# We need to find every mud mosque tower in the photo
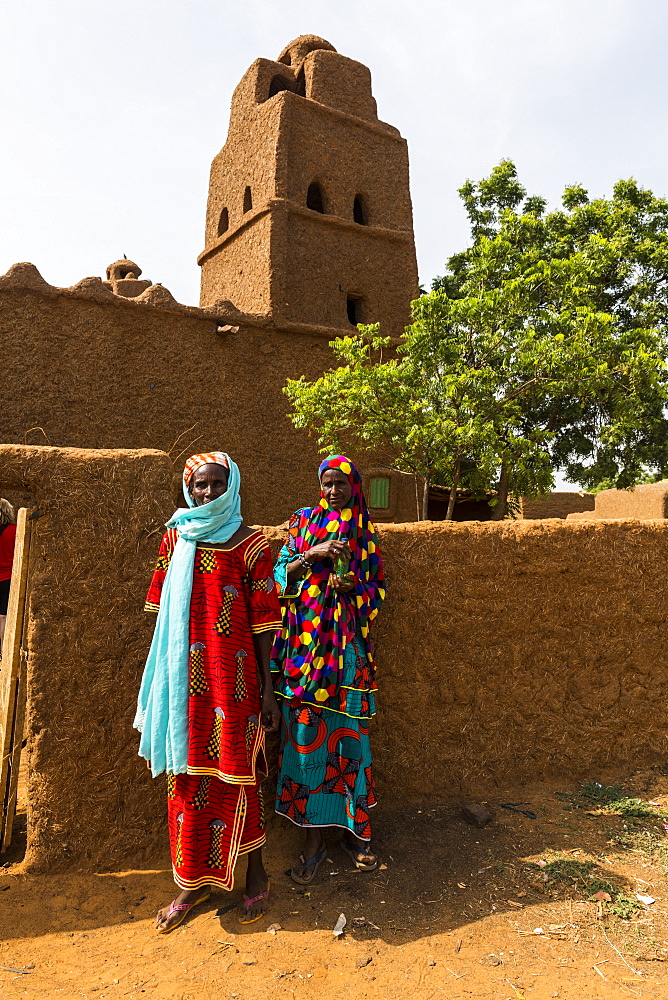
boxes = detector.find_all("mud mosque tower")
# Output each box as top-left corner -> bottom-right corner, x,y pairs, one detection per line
198,35 -> 419,339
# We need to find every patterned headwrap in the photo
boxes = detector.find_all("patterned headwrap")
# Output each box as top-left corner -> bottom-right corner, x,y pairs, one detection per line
184,452 -> 230,487
271,455 -> 385,704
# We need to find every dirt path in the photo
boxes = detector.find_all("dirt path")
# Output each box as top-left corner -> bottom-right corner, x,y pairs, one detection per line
1,768 -> 668,999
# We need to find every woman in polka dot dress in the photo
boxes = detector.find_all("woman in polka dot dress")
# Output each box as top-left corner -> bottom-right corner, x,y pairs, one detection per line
270,456 -> 385,884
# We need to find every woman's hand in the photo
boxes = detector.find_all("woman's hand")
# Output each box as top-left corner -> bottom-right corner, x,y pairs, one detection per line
329,573 -> 356,593
261,690 -> 281,733
306,540 -> 351,563
286,540 -> 351,584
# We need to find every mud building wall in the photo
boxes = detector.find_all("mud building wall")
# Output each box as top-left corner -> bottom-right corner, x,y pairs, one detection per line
0,445 -> 173,873
369,518 -> 668,796
8,444 -> 668,872
521,492 -> 595,519
0,280 -> 369,524
0,275 -> 420,523
567,481 -> 668,520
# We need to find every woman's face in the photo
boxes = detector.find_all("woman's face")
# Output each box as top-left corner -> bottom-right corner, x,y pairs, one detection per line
321,468 -> 353,510
189,463 -> 229,505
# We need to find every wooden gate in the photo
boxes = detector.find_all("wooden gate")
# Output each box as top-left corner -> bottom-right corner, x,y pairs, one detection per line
0,508 -> 32,850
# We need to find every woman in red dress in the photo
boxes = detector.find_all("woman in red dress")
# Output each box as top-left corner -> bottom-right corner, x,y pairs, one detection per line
0,499 -> 17,657
136,453 -> 281,933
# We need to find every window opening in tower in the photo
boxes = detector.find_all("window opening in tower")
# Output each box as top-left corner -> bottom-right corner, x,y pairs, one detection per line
217,208 -> 229,236
268,75 -> 293,99
243,187 -> 253,214
353,196 -> 367,225
306,182 -> 325,214
347,296 -> 363,326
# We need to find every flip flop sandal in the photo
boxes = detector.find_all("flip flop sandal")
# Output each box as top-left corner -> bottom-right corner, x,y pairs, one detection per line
237,881 -> 271,925
340,838 -> 379,872
290,847 -> 327,885
156,892 -> 211,934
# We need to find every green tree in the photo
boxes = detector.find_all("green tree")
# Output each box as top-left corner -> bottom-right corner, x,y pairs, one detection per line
285,162 -> 668,519
283,330 -> 447,520
435,161 -> 668,498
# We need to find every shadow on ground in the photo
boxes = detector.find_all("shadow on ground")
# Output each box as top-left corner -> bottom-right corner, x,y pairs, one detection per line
2,768 -> 666,946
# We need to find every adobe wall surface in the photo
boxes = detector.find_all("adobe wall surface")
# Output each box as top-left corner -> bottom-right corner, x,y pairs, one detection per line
521,491 -> 595,519
567,481 -> 668,520
0,445 -> 173,873
8,447 -> 668,871
199,212 -> 275,315
281,93 -> 412,230
282,202 -> 415,333
0,273 -> 382,524
368,518 -> 668,795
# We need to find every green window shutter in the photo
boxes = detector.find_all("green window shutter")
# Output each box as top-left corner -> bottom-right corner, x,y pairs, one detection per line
369,476 -> 390,509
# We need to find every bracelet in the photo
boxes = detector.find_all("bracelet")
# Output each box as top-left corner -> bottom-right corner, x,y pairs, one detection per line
297,551 -> 311,571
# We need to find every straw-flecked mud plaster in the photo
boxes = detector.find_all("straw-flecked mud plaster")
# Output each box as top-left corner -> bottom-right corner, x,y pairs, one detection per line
4,446 -> 668,872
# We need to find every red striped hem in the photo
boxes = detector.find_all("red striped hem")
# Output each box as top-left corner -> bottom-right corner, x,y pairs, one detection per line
237,833 -> 267,856
173,787 -> 248,892
187,728 -> 266,785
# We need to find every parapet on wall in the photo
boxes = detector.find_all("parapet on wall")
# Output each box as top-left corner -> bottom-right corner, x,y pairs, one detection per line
0,264 -> 418,525
4,443 -> 667,871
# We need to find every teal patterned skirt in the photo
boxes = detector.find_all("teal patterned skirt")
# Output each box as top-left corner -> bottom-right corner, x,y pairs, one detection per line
271,631 -> 377,840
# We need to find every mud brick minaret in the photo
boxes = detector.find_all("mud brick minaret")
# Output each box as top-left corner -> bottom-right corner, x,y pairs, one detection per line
198,35 -> 419,339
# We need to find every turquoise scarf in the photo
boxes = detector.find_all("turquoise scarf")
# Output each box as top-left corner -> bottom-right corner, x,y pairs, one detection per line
134,454 -> 243,777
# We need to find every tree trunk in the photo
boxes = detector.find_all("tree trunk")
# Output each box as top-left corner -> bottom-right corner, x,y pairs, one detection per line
445,454 -> 461,521
414,474 -> 421,521
492,461 -> 510,520
422,475 -> 430,521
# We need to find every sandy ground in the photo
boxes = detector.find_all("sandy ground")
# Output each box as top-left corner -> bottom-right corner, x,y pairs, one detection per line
2,768 -> 668,1000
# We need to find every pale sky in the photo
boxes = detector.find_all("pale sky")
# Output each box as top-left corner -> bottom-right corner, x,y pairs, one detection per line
2,0 -> 667,309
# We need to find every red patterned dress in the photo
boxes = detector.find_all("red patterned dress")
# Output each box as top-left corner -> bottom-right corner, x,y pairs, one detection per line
145,528 -> 281,891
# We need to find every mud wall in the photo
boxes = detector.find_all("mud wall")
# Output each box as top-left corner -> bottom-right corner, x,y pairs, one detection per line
0,278 -> 328,524
0,277 -> 418,524
0,277 -> 326,526
0,445 -> 171,873
7,446 -> 668,871
370,519 -> 668,795
568,481 -> 668,520
521,491 -> 595,519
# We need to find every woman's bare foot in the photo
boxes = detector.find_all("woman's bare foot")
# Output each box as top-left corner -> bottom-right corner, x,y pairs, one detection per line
238,847 -> 270,923
155,887 -> 211,933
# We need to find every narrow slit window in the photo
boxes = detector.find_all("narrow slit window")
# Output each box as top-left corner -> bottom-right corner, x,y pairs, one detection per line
306,182 -> 325,213
217,207 -> 229,236
346,296 -> 360,325
369,476 -> 390,509
243,186 -> 253,213
353,196 -> 366,225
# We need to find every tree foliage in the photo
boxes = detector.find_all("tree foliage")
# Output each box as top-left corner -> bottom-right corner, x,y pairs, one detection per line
435,160 -> 668,501
285,161 -> 668,519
